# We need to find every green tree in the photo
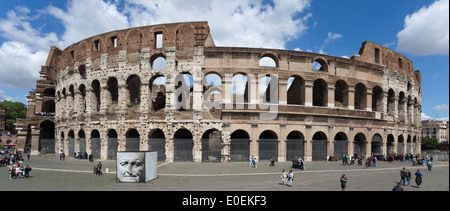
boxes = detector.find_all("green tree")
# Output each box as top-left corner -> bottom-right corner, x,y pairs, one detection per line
421,137 -> 439,150
0,100 -> 27,132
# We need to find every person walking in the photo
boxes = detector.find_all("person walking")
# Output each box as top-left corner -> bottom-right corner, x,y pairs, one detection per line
280,169 -> 287,185
405,169 -> 411,186
340,174 -> 347,191
415,169 -> 423,188
24,165 -> 32,178
287,170 -> 294,187
399,167 -> 406,185
96,161 -> 102,176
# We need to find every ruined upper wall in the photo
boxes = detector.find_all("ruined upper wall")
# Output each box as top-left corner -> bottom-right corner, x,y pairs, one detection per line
48,21 -> 214,72
354,41 -> 420,84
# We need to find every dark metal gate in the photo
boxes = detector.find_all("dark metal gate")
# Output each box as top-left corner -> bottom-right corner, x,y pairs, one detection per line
40,139 -> 55,154
69,138 -> 75,157
79,138 -> 86,154
174,139 -> 193,161
286,139 -> 304,160
230,139 -> 250,161
107,138 -> 118,160
126,138 -> 140,151
334,140 -> 348,157
148,138 -> 166,161
202,138 -> 222,162
371,135 -> 383,155
92,138 -> 101,159
312,139 -> 327,160
258,139 -> 278,161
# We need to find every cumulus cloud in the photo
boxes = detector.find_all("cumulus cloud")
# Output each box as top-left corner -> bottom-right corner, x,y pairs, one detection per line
0,0 -> 312,92
432,104 -> 449,111
396,0 -> 449,56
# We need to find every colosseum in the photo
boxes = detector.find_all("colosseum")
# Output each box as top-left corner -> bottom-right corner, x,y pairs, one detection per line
15,21 -> 422,162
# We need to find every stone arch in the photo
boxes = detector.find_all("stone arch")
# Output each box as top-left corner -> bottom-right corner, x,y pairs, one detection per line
125,129 -> 140,151
334,132 -> 348,157
313,78 -> 328,107
148,129 -> 166,161
354,83 -> 367,110
91,80 -> 101,112
335,80 -> 349,108
371,133 -> 383,156
312,131 -> 328,160
150,53 -> 167,70
230,129 -> 251,161
127,75 -> 141,105
201,128 -> 222,162
372,86 -> 383,111
91,129 -> 101,159
39,120 -> 55,154
287,75 -> 305,105
173,128 -> 193,161
353,133 -> 367,158
107,129 -> 118,160
258,130 -> 278,161
312,56 -> 328,71
150,74 -> 166,111
107,77 -> 119,103
286,130 -> 305,160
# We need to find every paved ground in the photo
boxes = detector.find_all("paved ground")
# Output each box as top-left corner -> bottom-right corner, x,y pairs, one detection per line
1,155 -> 448,191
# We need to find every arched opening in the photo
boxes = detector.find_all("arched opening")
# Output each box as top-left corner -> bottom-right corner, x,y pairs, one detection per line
387,89 -> 395,115
372,86 -> 383,112
107,77 -> 119,103
151,56 -> 167,70
78,130 -> 86,155
259,55 -> 277,67
371,134 -> 383,156
148,129 -> 166,161
259,74 -> 278,103
313,78 -> 328,107
39,120 -> 55,154
398,92 -> 406,122
125,129 -> 140,151
286,131 -> 305,160
354,83 -> 367,110
353,133 -> 367,158
150,75 -> 166,111
231,73 -> 250,103
91,80 -> 101,112
287,75 -> 305,105
313,58 -> 328,71
107,129 -> 118,160
78,84 -> 86,113
203,73 -> 222,109
201,129 -> 222,162
312,131 -> 327,160
334,132 -> 348,158
230,130 -> 250,161
258,130 -> 278,161
91,130 -> 101,159
175,73 -> 193,111
173,128 -> 193,161
42,100 -> 55,113
127,75 -> 141,105
334,80 -> 348,108
397,135 -> 405,154
68,130 -> 75,157
387,134 -> 395,155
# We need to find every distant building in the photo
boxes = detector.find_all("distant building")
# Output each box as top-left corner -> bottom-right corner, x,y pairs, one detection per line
421,120 -> 449,143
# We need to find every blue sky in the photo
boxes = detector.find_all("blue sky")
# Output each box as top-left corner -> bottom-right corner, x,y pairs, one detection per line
0,0 -> 448,120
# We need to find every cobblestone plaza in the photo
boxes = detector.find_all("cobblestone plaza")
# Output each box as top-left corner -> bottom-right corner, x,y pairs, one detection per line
1,155 -> 448,191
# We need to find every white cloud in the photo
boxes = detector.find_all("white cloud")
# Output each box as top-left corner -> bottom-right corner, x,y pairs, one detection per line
396,0 -> 449,56
318,32 -> 343,55
0,0 -> 312,93
123,0 -> 312,49
0,41 -> 45,90
432,104 -> 449,111
421,112 -> 433,120
45,0 -> 129,48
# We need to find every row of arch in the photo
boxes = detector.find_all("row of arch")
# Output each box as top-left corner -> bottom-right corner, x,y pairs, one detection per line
57,71 -> 420,118
57,127 -> 419,162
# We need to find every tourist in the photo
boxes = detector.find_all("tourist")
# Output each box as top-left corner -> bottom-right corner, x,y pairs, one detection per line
427,160 -> 433,171
399,167 -> 406,185
340,174 -> 347,191
287,170 -> 294,187
405,169 -> 411,186
392,182 -> 404,191
270,156 -> 275,166
415,169 -> 423,188
96,161 -> 102,176
280,169 -> 287,185
24,165 -> 32,178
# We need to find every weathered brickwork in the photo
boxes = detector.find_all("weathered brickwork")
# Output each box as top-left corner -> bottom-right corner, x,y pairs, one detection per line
16,22 -> 422,162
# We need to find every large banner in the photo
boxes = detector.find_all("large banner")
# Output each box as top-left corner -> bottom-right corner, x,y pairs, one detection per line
116,151 -> 158,183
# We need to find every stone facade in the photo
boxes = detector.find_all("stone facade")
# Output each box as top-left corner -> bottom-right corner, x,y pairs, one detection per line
16,21 -> 422,162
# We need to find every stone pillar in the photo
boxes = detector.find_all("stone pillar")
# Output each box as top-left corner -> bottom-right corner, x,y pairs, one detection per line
304,81 -> 313,106
347,86 -> 355,110
279,81 -> 288,105
365,91 -> 373,111
327,85 -> 335,108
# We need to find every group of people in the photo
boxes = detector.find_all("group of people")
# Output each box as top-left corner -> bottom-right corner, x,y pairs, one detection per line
280,169 -> 294,187
394,167 -> 424,191
9,163 -> 32,179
